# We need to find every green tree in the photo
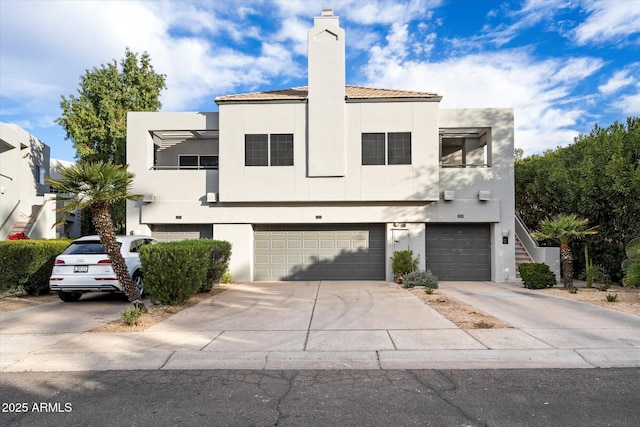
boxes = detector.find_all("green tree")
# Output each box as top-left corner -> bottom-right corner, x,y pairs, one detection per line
46,162 -> 146,309
532,214 -> 598,286
622,239 -> 640,288
56,49 -> 166,233
516,117 -> 640,282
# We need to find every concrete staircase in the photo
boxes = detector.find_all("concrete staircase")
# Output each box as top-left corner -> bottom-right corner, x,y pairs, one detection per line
515,234 -> 533,278
8,213 -> 31,236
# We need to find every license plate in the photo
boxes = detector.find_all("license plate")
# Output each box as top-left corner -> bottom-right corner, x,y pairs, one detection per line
74,265 -> 89,273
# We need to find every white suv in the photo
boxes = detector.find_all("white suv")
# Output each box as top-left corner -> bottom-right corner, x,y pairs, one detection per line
49,235 -> 157,302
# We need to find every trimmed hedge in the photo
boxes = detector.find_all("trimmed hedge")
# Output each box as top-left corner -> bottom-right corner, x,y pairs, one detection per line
139,239 -> 232,304
518,263 -> 556,289
0,239 -> 72,295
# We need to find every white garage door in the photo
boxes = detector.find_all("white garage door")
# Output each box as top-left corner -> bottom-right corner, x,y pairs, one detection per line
254,224 -> 385,281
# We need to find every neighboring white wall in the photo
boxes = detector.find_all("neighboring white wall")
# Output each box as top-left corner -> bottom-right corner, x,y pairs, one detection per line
0,123 -> 51,240
28,194 -> 57,240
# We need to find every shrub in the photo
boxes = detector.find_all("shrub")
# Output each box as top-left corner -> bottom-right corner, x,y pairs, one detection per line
402,270 -> 439,289
622,239 -> 640,288
201,240 -> 232,292
424,287 -> 434,295
220,269 -> 232,284
121,306 -> 144,325
518,263 -> 556,289
139,242 -> 209,304
567,285 -> 578,294
167,239 -> 232,292
586,264 -> 611,287
606,293 -> 618,302
0,239 -> 71,295
391,250 -> 419,278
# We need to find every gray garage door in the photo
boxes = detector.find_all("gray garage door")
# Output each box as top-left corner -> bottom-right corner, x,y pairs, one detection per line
151,224 -> 213,242
425,224 -> 491,281
254,224 -> 385,281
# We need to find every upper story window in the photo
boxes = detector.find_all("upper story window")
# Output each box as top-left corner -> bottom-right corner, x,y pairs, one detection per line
178,154 -> 219,170
362,132 -> 411,165
440,128 -> 491,168
245,134 -> 293,166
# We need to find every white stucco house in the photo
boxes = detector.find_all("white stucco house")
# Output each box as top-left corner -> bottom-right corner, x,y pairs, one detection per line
0,123 -> 81,240
127,9 -> 542,283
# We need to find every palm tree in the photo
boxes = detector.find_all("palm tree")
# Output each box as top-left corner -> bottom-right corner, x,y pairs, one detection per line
532,214 -> 598,286
47,161 -> 145,309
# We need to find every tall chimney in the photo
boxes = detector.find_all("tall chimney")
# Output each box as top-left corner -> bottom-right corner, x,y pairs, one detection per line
307,9 -> 346,177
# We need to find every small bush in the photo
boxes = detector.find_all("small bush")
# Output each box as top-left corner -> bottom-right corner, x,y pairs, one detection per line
598,283 -> 611,291
220,269 -> 232,284
518,263 -> 556,289
0,239 -> 71,295
586,264 -> 611,287
391,250 -> 419,278
121,306 -> 144,325
622,239 -> 640,288
168,239 -> 232,292
606,293 -> 618,302
402,270 -> 439,289
139,242 -> 209,305
424,287 -> 434,295
567,285 -> 578,294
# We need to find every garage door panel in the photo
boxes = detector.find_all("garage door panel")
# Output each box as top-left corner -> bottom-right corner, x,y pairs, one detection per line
426,224 -> 491,281
254,224 -> 385,280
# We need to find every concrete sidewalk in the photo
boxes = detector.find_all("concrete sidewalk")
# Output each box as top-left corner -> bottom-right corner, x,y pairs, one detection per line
1,281 -> 639,371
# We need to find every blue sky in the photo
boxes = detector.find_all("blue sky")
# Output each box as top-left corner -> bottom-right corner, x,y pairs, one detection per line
1,0 -> 639,162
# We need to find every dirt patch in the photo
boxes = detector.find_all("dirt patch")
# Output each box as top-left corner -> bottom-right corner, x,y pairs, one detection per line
0,292 -> 59,312
408,287 -> 511,329
538,285 -> 640,316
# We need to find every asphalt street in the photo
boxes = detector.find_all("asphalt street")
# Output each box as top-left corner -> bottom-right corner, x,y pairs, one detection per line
2,368 -> 639,427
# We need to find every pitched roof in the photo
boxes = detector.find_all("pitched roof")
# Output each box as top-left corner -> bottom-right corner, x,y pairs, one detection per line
215,85 -> 441,104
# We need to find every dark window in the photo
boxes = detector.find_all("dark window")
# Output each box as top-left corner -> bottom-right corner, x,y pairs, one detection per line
245,134 -> 268,166
245,134 -> 293,166
179,155 -> 198,169
362,132 -> 411,165
388,132 -> 411,165
362,133 -> 385,165
270,134 -> 294,166
200,155 -> 219,170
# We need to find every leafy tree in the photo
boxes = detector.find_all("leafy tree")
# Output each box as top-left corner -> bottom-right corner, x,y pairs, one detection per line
622,239 -> 640,288
56,49 -> 166,233
46,162 -> 146,309
516,117 -> 640,282
531,214 -> 598,286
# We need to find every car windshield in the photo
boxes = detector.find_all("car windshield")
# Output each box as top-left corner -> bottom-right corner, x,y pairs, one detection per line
62,241 -> 121,255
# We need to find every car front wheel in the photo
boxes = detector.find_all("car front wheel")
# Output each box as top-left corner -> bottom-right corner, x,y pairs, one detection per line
133,272 -> 144,298
58,291 -> 82,302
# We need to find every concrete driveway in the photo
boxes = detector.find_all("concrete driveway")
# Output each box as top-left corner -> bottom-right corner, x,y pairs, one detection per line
1,281 -> 639,371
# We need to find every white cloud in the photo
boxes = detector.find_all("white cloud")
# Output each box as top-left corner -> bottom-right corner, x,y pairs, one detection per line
572,0 -> 640,45
599,70 -> 635,94
613,89 -> 640,115
362,48 -> 604,155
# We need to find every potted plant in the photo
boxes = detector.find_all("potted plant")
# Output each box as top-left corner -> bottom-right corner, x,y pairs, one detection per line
391,250 -> 419,283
